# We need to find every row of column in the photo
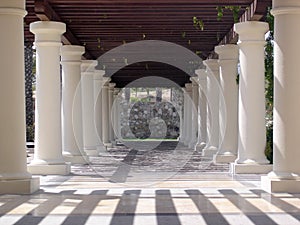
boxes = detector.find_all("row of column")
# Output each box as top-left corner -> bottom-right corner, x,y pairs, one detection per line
25,21 -> 121,175
182,21 -> 273,174
1,0 -> 300,194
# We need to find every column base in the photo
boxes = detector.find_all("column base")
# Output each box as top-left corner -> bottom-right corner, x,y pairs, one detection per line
85,149 -> 99,156
97,145 -> 107,153
188,141 -> 197,149
261,176 -> 300,193
0,177 -> 40,194
213,154 -> 237,164
104,142 -> 112,148
230,163 -> 273,174
28,163 -> 71,175
63,154 -> 89,164
202,146 -> 218,157
195,142 -> 206,151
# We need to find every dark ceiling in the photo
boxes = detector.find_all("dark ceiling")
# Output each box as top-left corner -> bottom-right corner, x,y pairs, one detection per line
24,0 -> 271,87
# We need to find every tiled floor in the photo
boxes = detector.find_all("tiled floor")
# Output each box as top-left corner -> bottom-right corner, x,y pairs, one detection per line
1,142 -> 299,225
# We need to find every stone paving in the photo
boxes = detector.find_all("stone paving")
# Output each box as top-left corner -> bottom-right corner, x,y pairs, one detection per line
3,141 -> 298,225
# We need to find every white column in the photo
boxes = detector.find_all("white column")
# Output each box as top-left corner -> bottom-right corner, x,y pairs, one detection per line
262,0 -> 300,193
179,88 -> 186,143
202,59 -> 220,157
184,83 -> 193,146
0,1 -> 39,194
61,45 -> 89,164
102,80 -> 111,147
195,69 -> 208,151
113,88 -> 121,142
213,44 -> 239,163
28,21 -> 70,175
189,78 -> 199,148
231,21 -> 272,174
108,83 -> 116,144
94,71 -> 108,151
81,60 -> 98,156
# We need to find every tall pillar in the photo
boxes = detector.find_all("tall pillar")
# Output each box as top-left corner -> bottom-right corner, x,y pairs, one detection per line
81,60 -> 98,156
113,88 -> 121,142
61,45 -> 89,164
195,69 -> 207,151
28,21 -> 70,175
213,44 -> 239,163
179,88 -> 188,144
262,0 -> 300,193
108,83 -> 116,144
0,1 -> 39,194
102,80 -> 112,147
184,83 -> 193,146
230,21 -> 272,174
94,71 -> 108,151
202,59 -> 220,157
189,78 -> 199,148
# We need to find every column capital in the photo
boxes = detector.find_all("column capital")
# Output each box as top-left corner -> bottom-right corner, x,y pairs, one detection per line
195,69 -> 207,80
114,88 -> 120,95
109,83 -> 116,89
190,77 -> 199,85
185,83 -> 193,92
30,21 -> 66,44
234,21 -> 268,42
81,60 -> 97,73
204,59 -> 219,74
94,69 -> 105,80
215,44 -> 239,61
272,0 -> 300,16
60,45 -> 85,63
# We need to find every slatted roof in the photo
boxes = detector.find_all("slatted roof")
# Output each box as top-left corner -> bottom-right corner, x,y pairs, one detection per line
24,0 -> 271,87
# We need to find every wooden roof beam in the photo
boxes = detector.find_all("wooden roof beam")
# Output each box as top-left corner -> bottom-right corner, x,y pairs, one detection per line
34,0 -> 94,59
212,0 -> 271,55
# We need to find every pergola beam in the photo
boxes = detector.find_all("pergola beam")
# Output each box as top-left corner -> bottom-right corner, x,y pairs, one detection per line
34,0 -> 94,59
218,0 -> 271,46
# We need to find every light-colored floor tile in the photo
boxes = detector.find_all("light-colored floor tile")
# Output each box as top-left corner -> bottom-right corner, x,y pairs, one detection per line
0,215 -> 24,225
135,197 -> 156,214
223,214 -> 256,225
179,214 -> 207,225
85,215 -> 112,225
92,199 -> 120,214
134,215 -> 158,225
7,202 -> 40,215
246,198 -> 284,213
266,213 -> 300,225
209,198 -> 241,213
281,198 -> 300,209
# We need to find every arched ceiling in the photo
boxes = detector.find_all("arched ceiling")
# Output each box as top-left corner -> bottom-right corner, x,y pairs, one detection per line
24,0 -> 271,87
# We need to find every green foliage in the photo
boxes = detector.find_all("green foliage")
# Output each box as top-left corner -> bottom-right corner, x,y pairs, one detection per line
193,16 -> 204,31
216,6 -> 223,21
224,6 -> 241,23
265,7 -> 274,163
26,124 -> 35,142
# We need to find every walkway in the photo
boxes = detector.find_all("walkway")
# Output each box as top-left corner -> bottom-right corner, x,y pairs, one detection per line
1,142 -> 299,225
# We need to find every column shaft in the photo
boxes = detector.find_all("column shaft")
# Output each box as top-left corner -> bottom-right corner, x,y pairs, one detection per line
195,69 -> 207,150
81,60 -> 98,156
184,83 -> 193,146
213,44 -> 239,163
202,59 -> 220,157
0,1 -> 39,194
94,72 -> 108,151
102,81 -> 111,146
61,45 -> 88,164
108,83 -> 116,144
28,21 -> 70,175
